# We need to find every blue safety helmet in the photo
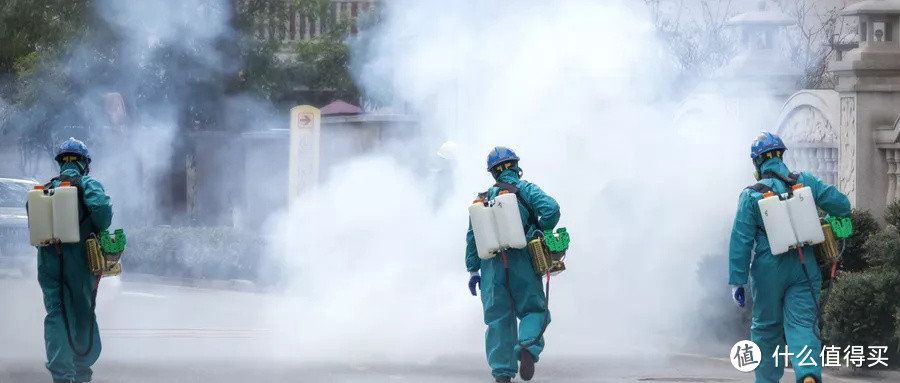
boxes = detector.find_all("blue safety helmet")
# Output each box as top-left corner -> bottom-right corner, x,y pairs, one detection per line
55,137 -> 91,164
486,146 -> 520,171
750,131 -> 786,166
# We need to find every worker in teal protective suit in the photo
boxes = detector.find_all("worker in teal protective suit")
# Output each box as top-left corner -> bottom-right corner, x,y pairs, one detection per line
729,132 -> 850,383
466,146 -> 560,383
36,138 -> 113,383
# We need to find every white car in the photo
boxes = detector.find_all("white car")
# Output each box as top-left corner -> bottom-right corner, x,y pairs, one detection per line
0,177 -> 39,271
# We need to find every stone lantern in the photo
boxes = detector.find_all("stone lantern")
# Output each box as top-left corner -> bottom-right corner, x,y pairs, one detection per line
720,1 -> 800,96
712,1 -> 800,134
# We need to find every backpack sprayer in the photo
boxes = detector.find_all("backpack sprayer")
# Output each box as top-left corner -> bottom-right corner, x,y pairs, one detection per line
469,183 -> 570,350
528,228 -> 569,276
809,216 -> 852,340
86,229 -> 127,277
27,177 -> 127,356
754,175 -> 852,341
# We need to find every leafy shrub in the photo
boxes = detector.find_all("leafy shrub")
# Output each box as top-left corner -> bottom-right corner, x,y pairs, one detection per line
823,271 -> 900,348
839,209 -> 880,273
122,226 -> 283,285
884,199 -> 900,229
863,228 -> 900,273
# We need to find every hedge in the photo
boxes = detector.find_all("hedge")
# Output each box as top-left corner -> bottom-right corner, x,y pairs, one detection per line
863,228 -> 900,271
824,218 -> 900,359
839,209 -> 880,273
823,271 -> 900,350
122,226 -> 283,286
884,199 -> 900,229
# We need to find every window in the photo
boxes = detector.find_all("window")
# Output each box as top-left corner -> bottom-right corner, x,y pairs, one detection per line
874,22 -> 886,42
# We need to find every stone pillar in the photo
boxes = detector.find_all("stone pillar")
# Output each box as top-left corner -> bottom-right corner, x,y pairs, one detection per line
830,1 -> 900,214
186,153 -> 197,221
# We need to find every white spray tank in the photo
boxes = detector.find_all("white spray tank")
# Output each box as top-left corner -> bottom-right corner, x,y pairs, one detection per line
51,182 -> 81,243
787,184 -> 825,246
469,198 -> 501,259
758,183 -> 826,255
758,191 -> 797,255
27,186 -> 54,246
493,191 -> 527,249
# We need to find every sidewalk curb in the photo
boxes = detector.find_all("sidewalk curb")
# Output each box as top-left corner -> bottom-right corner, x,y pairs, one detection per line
675,353 -> 900,382
823,367 -> 900,381
120,273 -> 261,293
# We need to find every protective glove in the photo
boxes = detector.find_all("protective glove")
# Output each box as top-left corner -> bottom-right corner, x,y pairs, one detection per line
732,285 -> 745,308
468,271 -> 481,296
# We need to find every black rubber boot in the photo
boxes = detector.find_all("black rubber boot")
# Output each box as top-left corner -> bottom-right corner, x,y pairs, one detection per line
494,376 -> 512,383
519,350 -> 535,381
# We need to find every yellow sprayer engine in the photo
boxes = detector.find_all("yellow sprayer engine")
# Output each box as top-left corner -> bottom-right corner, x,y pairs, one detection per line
85,229 -> 126,277
528,228 -> 569,276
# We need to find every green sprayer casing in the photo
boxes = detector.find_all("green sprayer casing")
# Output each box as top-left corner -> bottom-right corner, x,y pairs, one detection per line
100,229 -> 126,253
543,228 -> 570,252
826,216 -> 853,239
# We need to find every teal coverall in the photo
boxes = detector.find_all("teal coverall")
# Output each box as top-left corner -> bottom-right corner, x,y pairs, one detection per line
466,169 -> 561,379
729,158 -> 850,383
36,162 -> 113,383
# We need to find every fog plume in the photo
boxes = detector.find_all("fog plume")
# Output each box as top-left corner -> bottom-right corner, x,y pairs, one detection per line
263,0 -> 770,362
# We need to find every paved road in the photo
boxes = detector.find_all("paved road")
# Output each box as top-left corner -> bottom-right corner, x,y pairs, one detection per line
0,276 -> 888,383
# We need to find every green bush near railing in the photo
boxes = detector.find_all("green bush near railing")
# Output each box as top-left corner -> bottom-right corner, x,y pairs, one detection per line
824,206 -> 900,362
121,226 -> 284,286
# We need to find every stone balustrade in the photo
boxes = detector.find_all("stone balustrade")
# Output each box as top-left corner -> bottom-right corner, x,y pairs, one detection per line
783,146 -> 839,186
266,0 -> 375,43
884,148 -> 900,205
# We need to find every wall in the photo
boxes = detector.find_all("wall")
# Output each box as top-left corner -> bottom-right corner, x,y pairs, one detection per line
241,114 -> 419,231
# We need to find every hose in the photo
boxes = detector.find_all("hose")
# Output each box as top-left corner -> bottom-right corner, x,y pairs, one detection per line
797,241 -> 844,342
499,249 -> 551,351
54,241 -> 100,357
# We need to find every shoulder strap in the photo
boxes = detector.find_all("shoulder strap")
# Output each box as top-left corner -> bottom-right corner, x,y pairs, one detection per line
747,171 -> 802,197
746,183 -> 774,194
494,181 -> 541,231
745,171 -> 803,235
761,171 -> 800,186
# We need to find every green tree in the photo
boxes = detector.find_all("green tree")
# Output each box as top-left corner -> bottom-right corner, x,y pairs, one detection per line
0,0 -> 94,75
232,0 -> 378,107
293,18 -> 359,103
0,0 -> 96,137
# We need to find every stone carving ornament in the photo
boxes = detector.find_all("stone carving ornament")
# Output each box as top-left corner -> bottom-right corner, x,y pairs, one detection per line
839,97 -> 857,202
778,105 -> 839,145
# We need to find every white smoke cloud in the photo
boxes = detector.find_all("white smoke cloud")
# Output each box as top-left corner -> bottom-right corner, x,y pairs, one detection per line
264,0 -> 766,363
